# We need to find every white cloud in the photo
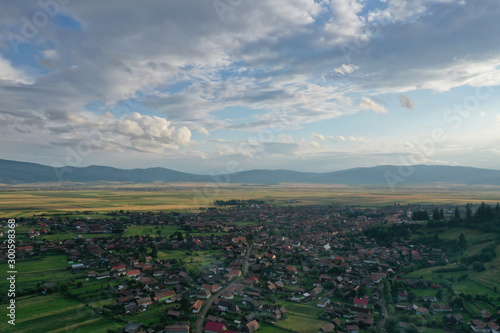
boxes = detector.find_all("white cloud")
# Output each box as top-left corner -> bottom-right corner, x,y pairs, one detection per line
0,55 -> 32,84
360,97 -> 388,114
311,133 -> 326,141
197,127 -> 210,136
334,64 -> 359,75
310,140 -> 321,148
338,135 -> 347,141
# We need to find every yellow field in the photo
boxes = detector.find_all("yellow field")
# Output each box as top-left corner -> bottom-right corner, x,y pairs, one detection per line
1,183 -> 500,217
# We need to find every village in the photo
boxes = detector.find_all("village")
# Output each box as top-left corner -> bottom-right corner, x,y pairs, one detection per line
1,202 -> 499,333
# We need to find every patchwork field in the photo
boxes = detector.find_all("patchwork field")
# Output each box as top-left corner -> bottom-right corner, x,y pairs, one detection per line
2,184 -> 500,218
0,255 -> 77,291
0,294 -> 124,333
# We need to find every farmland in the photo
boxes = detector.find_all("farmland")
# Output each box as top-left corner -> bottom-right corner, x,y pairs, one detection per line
1,185 -> 500,332
0,294 -> 124,333
2,183 -> 500,218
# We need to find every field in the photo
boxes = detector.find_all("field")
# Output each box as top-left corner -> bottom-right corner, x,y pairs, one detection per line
405,226 -> 500,298
0,294 -> 124,333
0,255 -> 77,291
2,184 -> 500,217
274,301 -> 330,332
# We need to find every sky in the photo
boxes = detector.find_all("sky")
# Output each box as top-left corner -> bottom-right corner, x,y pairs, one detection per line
1,0 -> 500,174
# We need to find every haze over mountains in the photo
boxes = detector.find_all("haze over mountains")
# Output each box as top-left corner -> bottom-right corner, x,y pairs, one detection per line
1,158 -> 500,186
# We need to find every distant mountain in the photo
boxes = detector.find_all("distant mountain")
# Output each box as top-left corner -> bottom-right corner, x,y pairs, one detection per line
1,158 -> 500,186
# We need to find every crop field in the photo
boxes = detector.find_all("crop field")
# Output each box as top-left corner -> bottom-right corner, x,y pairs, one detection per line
275,301 -> 330,332
0,255 -> 78,291
2,184 -> 500,217
0,294 -> 124,333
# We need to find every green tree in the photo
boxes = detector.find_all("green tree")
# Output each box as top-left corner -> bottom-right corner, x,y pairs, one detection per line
408,290 -> 417,304
385,319 -> 399,333
458,233 -> 467,250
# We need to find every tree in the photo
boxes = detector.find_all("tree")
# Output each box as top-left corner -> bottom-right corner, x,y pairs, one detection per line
385,318 -> 399,333
466,203 -> 472,220
458,233 -> 467,250
454,206 -> 460,220
433,208 -> 440,221
407,324 -> 419,333
151,245 -> 158,259
408,290 -> 417,304
180,295 -> 190,311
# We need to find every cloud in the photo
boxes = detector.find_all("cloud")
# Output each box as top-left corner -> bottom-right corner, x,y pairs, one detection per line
360,97 -> 388,114
0,55 -> 32,84
334,64 -> 359,75
337,135 -> 347,141
397,95 -> 414,109
197,127 -> 210,136
311,133 -> 326,142
310,140 -> 321,148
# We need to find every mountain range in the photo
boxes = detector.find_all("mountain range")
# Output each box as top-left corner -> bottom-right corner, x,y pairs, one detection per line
1,158 -> 500,186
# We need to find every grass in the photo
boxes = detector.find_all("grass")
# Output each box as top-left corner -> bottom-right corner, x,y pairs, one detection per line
275,313 -> 330,333
405,227 -> 500,298
260,323 -> 293,333
0,255 -> 78,291
273,301 -> 330,333
0,294 -> 124,333
123,225 -> 179,237
156,249 -> 224,272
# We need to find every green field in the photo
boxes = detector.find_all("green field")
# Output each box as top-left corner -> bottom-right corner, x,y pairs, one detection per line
272,300 -> 330,333
405,227 -> 500,297
0,255 -> 78,291
0,294 -> 124,332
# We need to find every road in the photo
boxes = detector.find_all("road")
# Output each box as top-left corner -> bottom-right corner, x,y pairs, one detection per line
194,243 -> 253,333
377,283 -> 388,331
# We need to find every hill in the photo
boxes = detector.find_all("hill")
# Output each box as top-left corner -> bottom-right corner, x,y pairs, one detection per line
1,158 -> 500,186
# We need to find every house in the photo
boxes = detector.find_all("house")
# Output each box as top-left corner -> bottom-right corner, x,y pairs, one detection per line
124,302 -> 138,314
96,272 -> 110,279
205,321 -> 226,333
398,290 -> 409,302
353,298 -> 368,308
471,319 -> 489,333
431,304 -> 452,313
317,299 -> 331,308
198,289 -> 212,299
127,269 -> 141,278
167,309 -> 181,319
190,300 -> 204,314
137,296 -> 153,307
218,300 -> 232,312
164,322 -> 190,333
319,323 -> 335,333
156,289 -> 176,302
487,321 -> 500,333
245,320 -> 260,333
346,325 -> 360,333
443,314 -> 463,326
123,323 -> 143,333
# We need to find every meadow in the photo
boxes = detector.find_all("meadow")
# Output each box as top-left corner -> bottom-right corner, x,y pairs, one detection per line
405,226 -> 500,302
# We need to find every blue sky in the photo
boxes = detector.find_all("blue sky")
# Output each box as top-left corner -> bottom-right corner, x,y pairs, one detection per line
1,0 -> 500,173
